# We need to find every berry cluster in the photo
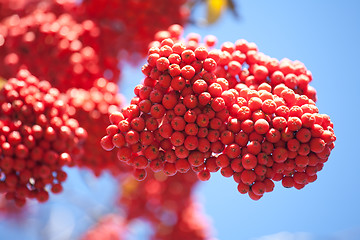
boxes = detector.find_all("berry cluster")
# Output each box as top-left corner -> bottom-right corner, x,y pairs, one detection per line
78,0 -> 189,58
0,69 -> 86,206
118,171 -> 213,240
0,4 -> 120,92
66,78 -> 129,177
101,24 -> 336,200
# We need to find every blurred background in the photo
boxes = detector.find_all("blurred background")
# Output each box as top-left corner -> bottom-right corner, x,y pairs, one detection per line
0,0 -> 359,240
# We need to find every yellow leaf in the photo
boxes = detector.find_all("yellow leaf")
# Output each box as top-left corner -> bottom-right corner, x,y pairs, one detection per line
206,0 -> 227,24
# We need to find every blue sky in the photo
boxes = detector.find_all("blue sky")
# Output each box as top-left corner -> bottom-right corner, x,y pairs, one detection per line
1,1 -> 360,240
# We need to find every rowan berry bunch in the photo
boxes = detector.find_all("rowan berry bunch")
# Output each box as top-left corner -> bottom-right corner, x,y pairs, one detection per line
0,69 -> 87,206
0,5 -> 120,92
78,0 -> 189,58
101,24 -> 336,200
66,77 -> 129,177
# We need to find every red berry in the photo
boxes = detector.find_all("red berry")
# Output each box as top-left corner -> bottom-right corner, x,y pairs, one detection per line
133,169 -> 147,181
272,147 -> 288,163
254,119 -> 270,135
197,169 -> 211,181
101,135 -> 115,151
242,153 -> 257,170
251,181 -> 266,195
241,170 -> 256,185
163,162 -> 177,176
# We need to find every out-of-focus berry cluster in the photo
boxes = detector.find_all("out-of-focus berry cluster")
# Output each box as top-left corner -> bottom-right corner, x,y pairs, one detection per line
125,172 -> 213,240
81,171 -> 214,240
0,0 -> 77,20
66,78 -> 130,177
0,69 -> 86,206
78,0 -> 189,58
0,6 -> 120,91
